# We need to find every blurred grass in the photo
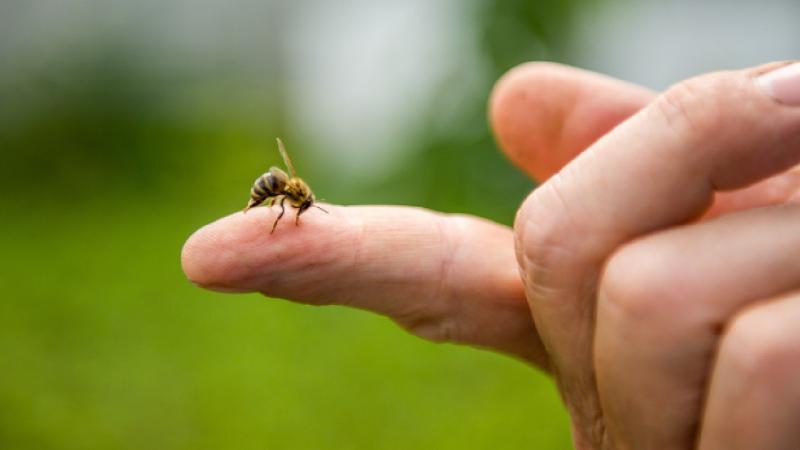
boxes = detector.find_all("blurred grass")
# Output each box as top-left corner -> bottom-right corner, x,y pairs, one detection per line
0,0 -> 597,448
0,197 -> 571,449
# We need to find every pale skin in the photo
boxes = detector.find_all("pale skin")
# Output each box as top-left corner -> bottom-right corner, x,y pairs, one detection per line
182,61 -> 800,449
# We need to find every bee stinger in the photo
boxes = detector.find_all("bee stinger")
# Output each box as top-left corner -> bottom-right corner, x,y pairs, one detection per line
243,138 -> 328,233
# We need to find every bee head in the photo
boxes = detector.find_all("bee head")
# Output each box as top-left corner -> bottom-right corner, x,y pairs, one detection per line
300,196 -> 314,212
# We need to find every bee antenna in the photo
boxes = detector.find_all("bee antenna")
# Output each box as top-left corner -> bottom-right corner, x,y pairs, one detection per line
314,204 -> 329,214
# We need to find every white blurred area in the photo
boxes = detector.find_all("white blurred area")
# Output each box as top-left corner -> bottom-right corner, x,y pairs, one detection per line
283,0 -> 484,180
2,0 -> 798,177
571,0 -> 800,90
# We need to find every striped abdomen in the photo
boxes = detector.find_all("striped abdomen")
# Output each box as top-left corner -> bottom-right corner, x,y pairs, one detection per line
245,167 -> 288,211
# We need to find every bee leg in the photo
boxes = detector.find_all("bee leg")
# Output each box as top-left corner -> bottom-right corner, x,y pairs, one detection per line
243,198 -> 258,213
271,196 -> 286,234
266,197 -> 276,206
295,204 -> 312,226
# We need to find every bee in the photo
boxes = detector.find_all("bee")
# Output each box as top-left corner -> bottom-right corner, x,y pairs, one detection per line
244,138 -> 328,233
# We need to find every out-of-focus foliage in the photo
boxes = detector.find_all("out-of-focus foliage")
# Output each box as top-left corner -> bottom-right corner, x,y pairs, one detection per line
0,1 -> 594,449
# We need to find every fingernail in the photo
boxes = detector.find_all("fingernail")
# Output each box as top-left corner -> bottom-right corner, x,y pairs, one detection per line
757,62 -> 800,105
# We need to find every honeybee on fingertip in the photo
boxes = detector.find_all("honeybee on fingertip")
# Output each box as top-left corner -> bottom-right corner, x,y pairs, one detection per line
244,138 -> 328,233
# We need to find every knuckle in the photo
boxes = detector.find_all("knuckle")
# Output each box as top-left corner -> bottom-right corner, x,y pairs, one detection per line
652,77 -> 714,136
393,216 -> 462,345
515,176 -> 580,288
722,308 -> 800,383
650,72 -> 749,142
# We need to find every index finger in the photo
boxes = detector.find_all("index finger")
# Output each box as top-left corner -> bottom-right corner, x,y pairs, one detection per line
182,204 -> 547,366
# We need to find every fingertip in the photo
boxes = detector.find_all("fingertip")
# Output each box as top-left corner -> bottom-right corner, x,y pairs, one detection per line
490,62 -> 573,181
490,62 -> 654,182
181,204 -> 346,293
181,225 -> 206,284
180,209 -> 277,291
181,217 -> 236,290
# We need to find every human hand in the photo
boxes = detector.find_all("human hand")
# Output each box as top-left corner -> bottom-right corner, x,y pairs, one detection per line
492,61 -> 800,449
182,61 -> 800,449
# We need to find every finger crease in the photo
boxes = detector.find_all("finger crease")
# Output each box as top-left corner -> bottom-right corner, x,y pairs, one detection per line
430,215 -> 461,341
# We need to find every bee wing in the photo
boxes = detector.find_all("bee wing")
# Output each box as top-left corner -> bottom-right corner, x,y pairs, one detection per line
276,137 -> 297,178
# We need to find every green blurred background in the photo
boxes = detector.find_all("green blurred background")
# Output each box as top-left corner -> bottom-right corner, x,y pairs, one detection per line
1,0 -> 797,448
